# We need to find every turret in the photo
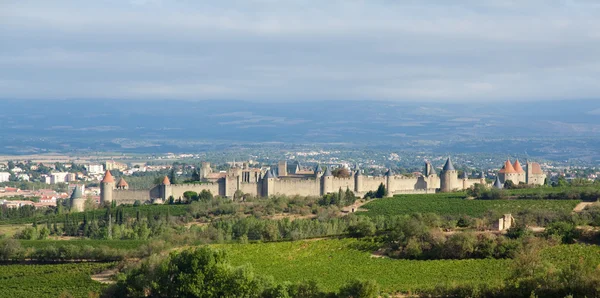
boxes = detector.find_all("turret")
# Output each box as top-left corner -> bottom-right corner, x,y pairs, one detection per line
116,177 -> 129,190
493,175 -> 503,189
161,175 -> 172,201
314,164 -> 323,178
321,166 -> 333,195
263,169 -> 275,197
354,168 -> 363,193
479,171 -> 486,184
385,169 -> 394,193
100,170 -> 115,205
278,160 -> 287,177
70,185 -> 85,212
424,161 -> 436,176
440,157 -> 458,192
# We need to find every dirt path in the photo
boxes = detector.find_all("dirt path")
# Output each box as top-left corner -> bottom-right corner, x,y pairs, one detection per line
91,268 -> 119,284
341,199 -> 370,214
573,202 -> 595,212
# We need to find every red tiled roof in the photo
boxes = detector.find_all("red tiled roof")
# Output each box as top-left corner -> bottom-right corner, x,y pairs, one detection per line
530,162 -> 544,175
117,178 -> 128,187
162,176 -> 171,185
513,160 -> 525,173
101,170 -> 115,183
499,160 -> 516,174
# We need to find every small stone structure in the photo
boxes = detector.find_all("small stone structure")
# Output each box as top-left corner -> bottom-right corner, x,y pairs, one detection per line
494,214 -> 514,231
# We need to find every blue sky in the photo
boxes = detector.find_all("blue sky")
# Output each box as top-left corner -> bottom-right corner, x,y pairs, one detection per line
1,0 -> 600,102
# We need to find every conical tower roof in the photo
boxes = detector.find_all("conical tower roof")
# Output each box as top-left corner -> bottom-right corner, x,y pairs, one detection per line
493,176 -> 503,189
265,169 -> 274,179
385,169 -> 393,176
501,160 -> 516,174
314,164 -> 322,173
461,172 -> 468,179
101,170 -> 115,183
480,171 -> 486,179
70,185 -> 83,199
442,158 -> 455,171
513,160 -> 525,173
117,177 -> 129,188
323,166 -> 333,177
162,176 -> 171,185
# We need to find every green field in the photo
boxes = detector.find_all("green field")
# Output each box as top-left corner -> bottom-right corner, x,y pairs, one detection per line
0,262 -> 114,298
19,239 -> 148,250
214,239 -> 600,294
359,195 -> 580,217
214,238 -> 511,293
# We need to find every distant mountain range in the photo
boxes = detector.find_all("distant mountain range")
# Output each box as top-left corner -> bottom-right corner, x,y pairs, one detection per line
0,99 -> 598,160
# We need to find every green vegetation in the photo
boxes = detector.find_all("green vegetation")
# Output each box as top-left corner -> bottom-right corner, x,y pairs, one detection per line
360,194 -> 579,218
0,262 -> 114,298
19,239 -> 148,250
214,238 -> 512,293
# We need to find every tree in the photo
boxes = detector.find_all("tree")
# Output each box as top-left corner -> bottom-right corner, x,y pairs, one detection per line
338,279 -> 380,298
183,191 -> 198,202
332,167 -> 351,178
198,190 -> 213,201
375,183 -> 387,198
111,247 -> 273,297
191,169 -> 200,181
169,169 -> 177,185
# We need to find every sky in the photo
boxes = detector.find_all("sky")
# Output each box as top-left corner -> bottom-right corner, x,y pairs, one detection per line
1,0 -> 600,102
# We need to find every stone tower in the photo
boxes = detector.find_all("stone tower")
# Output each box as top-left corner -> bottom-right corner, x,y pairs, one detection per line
314,164 -> 323,178
278,160 -> 287,177
116,177 -> 129,190
70,185 -> 86,212
321,166 -> 333,195
479,171 -> 486,185
263,169 -> 275,197
200,162 -> 212,179
440,157 -> 458,192
424,161 -> 436,177
100,170 -> 115,205
354,167 -> 363,193
160,176 -> 172,201
385,169 -> 394,193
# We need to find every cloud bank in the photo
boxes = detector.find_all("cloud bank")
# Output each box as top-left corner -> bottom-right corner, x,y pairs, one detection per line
1,0 -> 600,101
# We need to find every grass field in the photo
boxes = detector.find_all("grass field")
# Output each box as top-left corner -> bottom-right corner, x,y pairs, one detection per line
359,195 -> 580,217
0,262 -> 114,298
214,238 -> 600,294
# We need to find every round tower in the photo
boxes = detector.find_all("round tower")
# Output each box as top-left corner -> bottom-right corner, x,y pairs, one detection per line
160,175 -> 172,201
263,169 -> 275,197
354,169 -> 363,193
385,169 -> 394,194
100,170 -> 115,205
70,185 -> 86,212
321,166 -> 333,195
440,157 -> 458,192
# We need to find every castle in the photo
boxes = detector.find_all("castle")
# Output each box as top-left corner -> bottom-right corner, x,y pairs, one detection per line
87,158 -> 546,210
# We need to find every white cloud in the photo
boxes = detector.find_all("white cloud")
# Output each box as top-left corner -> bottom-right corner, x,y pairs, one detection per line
1,0 -> 600,101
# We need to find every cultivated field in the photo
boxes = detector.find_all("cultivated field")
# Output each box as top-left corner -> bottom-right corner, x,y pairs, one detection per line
359,194 -> 580,217
0,262 -> 114,298
215,238 -> 600,294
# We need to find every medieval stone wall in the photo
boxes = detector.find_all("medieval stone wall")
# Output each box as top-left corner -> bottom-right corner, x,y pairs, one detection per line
331,177 -> 355,192
113,190 -> 153,204
272,178 -> 321,197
